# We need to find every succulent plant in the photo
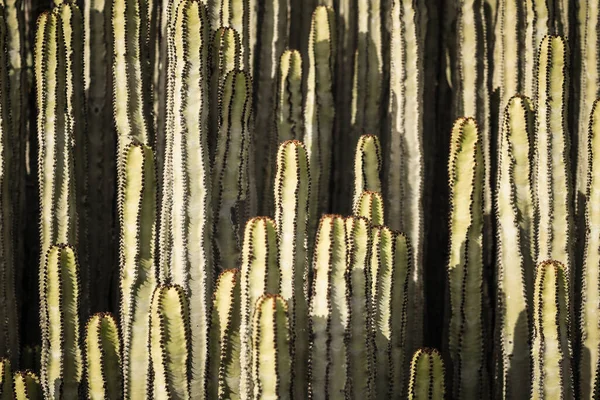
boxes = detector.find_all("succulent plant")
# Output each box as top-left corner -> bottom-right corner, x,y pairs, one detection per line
13,370 -> 42,400
407,348 -> 445,400
84,313 -> 122,400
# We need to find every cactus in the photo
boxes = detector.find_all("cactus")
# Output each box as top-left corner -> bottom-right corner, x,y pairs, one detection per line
387,0 -> 424,352
112,0 -> 151,160
534,35 -> 573,274
13,371 -> 42,400
209,27 -> 241,155
407,348 -> 445,400
276,51 -> 303,144
208,0 -> 254,71
575,2 -> 600,220
251,294 -> 291,399
354,191 -> 384,226
495,95 -> 535,397
371,226 -> 412,399
149,284 -> 191,399
20,347 -> 41,376
353,134 -> 382,209
345,216 -> 373,398
118,143 -> 156,399
304,6 -> 335,223
274,140 -> 310,399
36,10 -> 78,315
158,2 -> 212,395
308,214 -> 348,399
84,313 -> 122,400
0,359 -> 10,399
447,117 -> 487,399
212,70 -> 252,272
531,260 -> 573,399
40,244 -> 82,400
351,0 -> 382,136
580,99 -> 600,399
254,0 -> 288,214
239,217 -> 280,398
0,4 -> 18,366
208,269 -> 241,399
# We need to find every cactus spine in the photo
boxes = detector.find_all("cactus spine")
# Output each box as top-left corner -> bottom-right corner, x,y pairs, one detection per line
212,70 -> 252,271
274,140 -> 310,399
447,117 -> 487,399
531,260 -> 573,399
84,313 -> 122,400
387,0 -> 424,350
495,95 -> 535,397
354,191 -> 384,227
407,348 -> 445,400
353,134 -> 382,209
0,5 -> 17,365
534,35 -> 573,273
0,359 -> 10,398
304,6 -> 335,222
158,2 -> 213,395
371,226 -> 411,399
149,285 -> 191,399
119,143 -> 156,399
209,0 -> 254,71
208,269 -> 241,399
345,216 -> 373,398
309,214 -> 348,399
251,294 -> 291,400
239,217 -> 280,397
580,99 -> 600,399
13,371 -> 42,400
276,51 -> 303,144
40,245 -> 82,400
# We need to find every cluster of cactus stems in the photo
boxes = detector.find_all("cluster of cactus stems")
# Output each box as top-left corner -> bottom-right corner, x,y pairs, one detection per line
0,0 -> 598,398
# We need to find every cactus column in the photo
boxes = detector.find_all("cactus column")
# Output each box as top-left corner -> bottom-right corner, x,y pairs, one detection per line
447,117 -> 487,399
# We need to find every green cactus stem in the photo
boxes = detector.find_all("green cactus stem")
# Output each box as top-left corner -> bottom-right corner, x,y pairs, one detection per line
495,95 -> 535,398
119,142 -> 156,399
309,214 -> 348,399
345,216 -> 373,398
112,0 -> 151,160
254,0 -> 288,214
580,99 -> 600,399
209,0 -> 254,72
13,371 -> 42,400
534,35 -> 573,274
20,347 -> 41,375
353,134 -> 382,209
149,284 -> 191,399
351,0 -> 382,136
371,226 -> 412,399
0,5 -> 18,366
447,117 -> 487,399
0,359 -> 10,399
531,260 -> 573,399
40,244 -> 82,400
576,2 -> 600,221
274,140 -> 310,399
212,69 -> 253,272
387,0 -> 424,351
158,2 -> 212,395
36,10 -> 78,322
251,294 -> 291,399
276,50 -> 303,144
407,348 -> 445,400
209,27 -> 241,156
208,269 -> 241,399
239,217 -> 280,398
85,313 -> 122,400
304,6 -> 335,225
354,191 -> 384,226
